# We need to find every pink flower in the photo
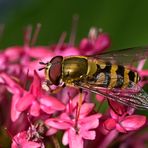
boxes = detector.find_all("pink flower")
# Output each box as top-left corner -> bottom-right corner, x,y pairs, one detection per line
107,100 -> 127,116
94,33 -> 111,52
4,46 -> 24,62
79,28 -> 111,55
139,69 -> 148,87
117,115 -> 146,132
45,94 -> 102,148
26,46 -> 54,58
140,70 -> 148,76
15,71 -> 65,118
53,44 -> 80,56
11,129 -> 45,148
0,72 -> 23,95
137,59 -> 148,87
0,71 -> 65,121
103,110 -> 146,133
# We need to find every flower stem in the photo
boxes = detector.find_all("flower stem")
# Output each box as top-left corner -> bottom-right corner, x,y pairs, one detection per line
98,130 -> 118,148
51,135 -> 61,148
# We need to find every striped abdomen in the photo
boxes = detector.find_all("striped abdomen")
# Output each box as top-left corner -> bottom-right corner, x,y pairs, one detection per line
87,60 -> 140,89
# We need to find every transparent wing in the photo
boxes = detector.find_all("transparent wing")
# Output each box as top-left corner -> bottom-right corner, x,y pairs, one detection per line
88,46 -> 148,65
74,80 -> 148,110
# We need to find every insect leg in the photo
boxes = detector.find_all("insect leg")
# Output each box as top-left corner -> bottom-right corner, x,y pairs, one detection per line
51,83 -> 66,94
75,88 -> 83,127
42,80 -> 66,94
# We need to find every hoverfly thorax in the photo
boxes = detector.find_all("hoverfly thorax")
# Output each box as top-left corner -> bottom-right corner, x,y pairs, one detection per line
62,56 -> 88,84
39,56 -> 63,85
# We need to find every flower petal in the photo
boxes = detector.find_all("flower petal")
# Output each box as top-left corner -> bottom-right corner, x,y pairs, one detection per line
27,46 -> 54,58
5,46 -> 23,61
0,73 -> 23,94
40,105 -> 56,114
68,128 -> 83,148
108,100 -> 126,116
12,131 -> 43,148
46,128 -> 58,136
45,118 -> 72,130
11,94 -> 22,122
29,71 -> 42,96
30,101 -> 40,117
79,103 -> 94,117
79,38 -> 93,53
94,33 -> 111,53
56,47 -> 80,56
23,142 -> 41,148
69,92 -> 86,109
139,70 -> 148,76
39,95 -> 65,111
62,131 -> 69,146
120,115 -> 146,131
103,118 -> 116,131
79,114 -> 101,130
116,123 -> 127,133
110,109 -> 119,120
81,130 -> 96,140
16,92 -> 35,111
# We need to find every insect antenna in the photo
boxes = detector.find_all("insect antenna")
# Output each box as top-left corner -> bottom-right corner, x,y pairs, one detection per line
38,61 -> 48,71
39,61 -> 47,65
38,67 -> 46,71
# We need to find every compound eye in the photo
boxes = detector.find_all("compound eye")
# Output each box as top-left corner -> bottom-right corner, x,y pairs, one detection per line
49,56 -> 63,85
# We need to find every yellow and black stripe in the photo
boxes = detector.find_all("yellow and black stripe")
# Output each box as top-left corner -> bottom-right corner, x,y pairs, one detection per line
87,60 -> 140,89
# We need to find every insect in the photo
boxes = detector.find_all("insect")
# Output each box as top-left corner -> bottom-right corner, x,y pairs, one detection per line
39,47 -> 148,110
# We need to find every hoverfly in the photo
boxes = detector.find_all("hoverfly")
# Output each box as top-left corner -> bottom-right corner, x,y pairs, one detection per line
39,47 -> 148,110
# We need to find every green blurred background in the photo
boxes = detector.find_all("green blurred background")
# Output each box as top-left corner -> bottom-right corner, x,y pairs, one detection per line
1,0 -> 148,50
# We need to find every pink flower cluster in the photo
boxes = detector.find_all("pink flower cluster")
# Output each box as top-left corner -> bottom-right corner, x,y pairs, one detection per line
0,26 -> 147,148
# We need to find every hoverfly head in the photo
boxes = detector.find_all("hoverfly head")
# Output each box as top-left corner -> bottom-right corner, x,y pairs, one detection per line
39,56 -> 63,85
